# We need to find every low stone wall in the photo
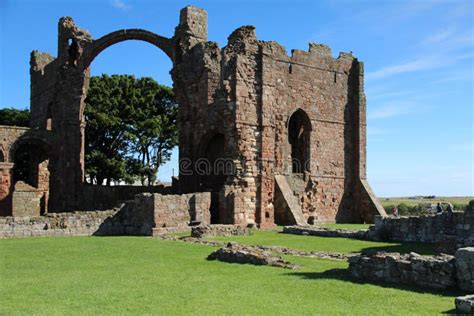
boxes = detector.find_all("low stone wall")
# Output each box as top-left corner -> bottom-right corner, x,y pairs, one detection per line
0,210 -> 119,238
456,295 -> 474,314
77,184 -> 176,211
348,247 -> 474,292
191,225 -> 250,238
373,208 -> 474,248
1,192 -> 211,238
456,247 -> 474,292
11,181 -> 45,217
282,226 -> 371,240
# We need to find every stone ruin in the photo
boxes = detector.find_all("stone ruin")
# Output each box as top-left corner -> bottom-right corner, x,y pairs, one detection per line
0,6 -> 386,228
207,242 -> 298,269
348,247 -> 474,292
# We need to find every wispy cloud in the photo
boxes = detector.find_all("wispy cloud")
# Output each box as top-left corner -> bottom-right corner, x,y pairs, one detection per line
366,57 -> 440,80
367,25 -> 473,81
367,126 -> 388,136
422,29 -> 453,45
111,0 -> 131,11
368,102 -> 418,120
366,50 -> 472,80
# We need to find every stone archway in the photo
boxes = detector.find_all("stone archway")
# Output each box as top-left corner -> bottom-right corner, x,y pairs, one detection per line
37,17 -> 176,210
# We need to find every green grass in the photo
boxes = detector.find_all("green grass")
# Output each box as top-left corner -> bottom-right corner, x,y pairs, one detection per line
0,236 -> 454,315
379,196 -> 473,208
208,228 -> 435,255
319,223 -> 371,230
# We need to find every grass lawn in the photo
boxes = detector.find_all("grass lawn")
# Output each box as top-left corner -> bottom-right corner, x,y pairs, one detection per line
0,234 -> 454,315
379,196 -> 473,208
319,223 -> 371,230
208,228 -> 436,255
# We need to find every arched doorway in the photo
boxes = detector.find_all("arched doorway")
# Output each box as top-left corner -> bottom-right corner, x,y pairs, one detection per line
11,139 -> 51,215
288,109 -> 311,173
199,133 -> 227,223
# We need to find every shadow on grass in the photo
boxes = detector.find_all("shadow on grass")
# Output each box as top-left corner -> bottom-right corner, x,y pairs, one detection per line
441,308 -> 460,314
357,243 -> 436,256
287,268 -> 463,297
278,231 -> 436,255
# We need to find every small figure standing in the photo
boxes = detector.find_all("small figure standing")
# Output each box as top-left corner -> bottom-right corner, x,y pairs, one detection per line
447,203 -> 453,214
392,206 -> 399,217
436,202 -> 443,214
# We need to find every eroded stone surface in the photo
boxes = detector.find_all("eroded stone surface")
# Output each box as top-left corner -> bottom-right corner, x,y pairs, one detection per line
191,225 -> 249,238
373,208 -> 474,250
0,5 -> 385,228
348,251 -> 457,290
283,225 -> 371,240
456,247 -> 474,292
455,295 -> 474,314
207,242 -> 299,269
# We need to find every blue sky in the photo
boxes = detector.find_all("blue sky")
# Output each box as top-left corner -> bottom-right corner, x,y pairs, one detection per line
1,0 -> 473,197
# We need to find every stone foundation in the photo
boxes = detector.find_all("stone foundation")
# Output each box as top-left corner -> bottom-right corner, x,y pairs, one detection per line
282,226 -> 371,240
456,247 -> 474,292
207,242 -> 298,269
348,247 -> 474,291
191,225 -> 250,238
455,295 -> 474,314
0,191 -> 211,238
373,208 -> 474,249
0,210 -> 119,238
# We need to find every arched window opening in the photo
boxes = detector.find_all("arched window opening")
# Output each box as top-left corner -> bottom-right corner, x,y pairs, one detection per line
46,103 -> 53,131
68,38 -> 79,66
288,109 -> 311,173
0,149 -> 4,162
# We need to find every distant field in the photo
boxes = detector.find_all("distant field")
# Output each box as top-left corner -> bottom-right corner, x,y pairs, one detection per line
378,196 -> 473,208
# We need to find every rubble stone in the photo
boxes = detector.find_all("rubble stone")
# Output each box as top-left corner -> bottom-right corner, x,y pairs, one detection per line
348,251 -> 457,290
456,247 -> 474,292
455,295 -> 474,314
207,242 -> 299,269
191,225 -> 249,238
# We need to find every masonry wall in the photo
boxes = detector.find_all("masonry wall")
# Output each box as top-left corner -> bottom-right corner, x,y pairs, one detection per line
0,210 -> 118,238
153,192 -> 211,234
16,5 -> 384,226
77,184 -> 175,211
374,209 -> 474,248
0,192 -> 211,238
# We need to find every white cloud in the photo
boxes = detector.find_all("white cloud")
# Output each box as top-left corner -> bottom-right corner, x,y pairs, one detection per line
111,0 -> 131,11
367,102 -> 416,120
366,57 -> 440,80
422,30 -> 453,45
367,126 -> 388,136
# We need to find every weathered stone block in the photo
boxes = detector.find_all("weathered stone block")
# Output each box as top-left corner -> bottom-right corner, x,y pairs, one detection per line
455,295 -> 474,314
456,247 -> 474,292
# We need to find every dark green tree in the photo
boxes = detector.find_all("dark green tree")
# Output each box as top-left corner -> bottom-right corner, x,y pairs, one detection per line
0,108 -> 30,127
84,74 -> 178,185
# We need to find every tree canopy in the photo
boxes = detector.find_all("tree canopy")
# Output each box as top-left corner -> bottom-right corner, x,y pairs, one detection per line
0,108 -> 30,127
84,74 -> 178,186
